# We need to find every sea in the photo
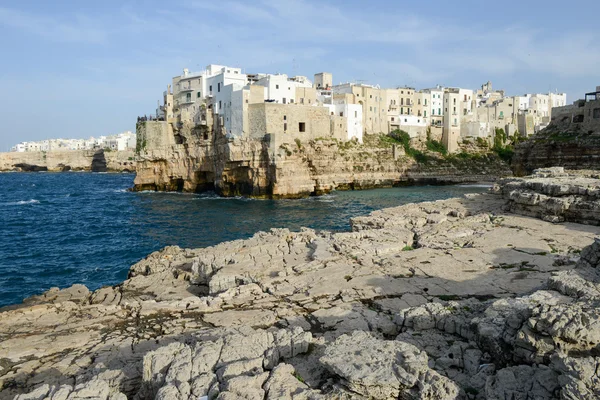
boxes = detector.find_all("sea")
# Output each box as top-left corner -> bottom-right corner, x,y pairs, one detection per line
0,172 -> 490,307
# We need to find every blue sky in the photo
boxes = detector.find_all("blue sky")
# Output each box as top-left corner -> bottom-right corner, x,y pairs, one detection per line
1,0 -> 599,150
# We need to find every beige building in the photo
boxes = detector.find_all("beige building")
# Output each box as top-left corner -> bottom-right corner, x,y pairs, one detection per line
442,89 -> 461,153
333,83 -> 389,135
314,72 -> 333,90
248,103 -> 332,146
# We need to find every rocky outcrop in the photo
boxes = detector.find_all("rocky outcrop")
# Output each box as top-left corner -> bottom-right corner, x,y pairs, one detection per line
493,167 -> 600,225
133,122 -> 511,198
0,150 -> 136,173
512,114 -> 600,176
4,174 -> 600,399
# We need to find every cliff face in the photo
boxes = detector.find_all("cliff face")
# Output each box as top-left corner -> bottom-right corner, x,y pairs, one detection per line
0,150 -> 136,172
134,122 -> 512,197
512,116 -> 600,176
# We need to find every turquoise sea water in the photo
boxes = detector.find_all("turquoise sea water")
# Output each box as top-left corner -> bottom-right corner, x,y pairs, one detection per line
0,173 -> 489,306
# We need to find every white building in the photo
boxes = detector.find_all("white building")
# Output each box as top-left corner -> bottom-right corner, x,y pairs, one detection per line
424,86 -> 444,126
398,115 -> 427,138
10,131 -> 136,153
254,74 -> 313,104
326,101 -> 363,142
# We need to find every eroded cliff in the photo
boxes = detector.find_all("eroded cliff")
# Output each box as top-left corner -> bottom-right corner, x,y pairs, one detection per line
512,115 -> 600,176
133,122 -> 511,198
0,150 -> 136,173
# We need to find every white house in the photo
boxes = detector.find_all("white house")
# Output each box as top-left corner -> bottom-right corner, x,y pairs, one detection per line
254,74 -> 312,104
326,101 -> 363,142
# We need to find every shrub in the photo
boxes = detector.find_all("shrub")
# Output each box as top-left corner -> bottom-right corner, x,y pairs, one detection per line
389,129 -> 429,162
426,138 -> 446,155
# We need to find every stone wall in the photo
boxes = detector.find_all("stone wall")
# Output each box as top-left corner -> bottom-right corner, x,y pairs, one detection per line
0,150 -> 136,172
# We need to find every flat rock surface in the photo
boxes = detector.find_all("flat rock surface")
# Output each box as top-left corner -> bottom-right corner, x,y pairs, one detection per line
2,173 -> 600,399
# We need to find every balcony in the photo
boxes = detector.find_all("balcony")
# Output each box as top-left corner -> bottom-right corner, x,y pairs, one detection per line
180,98 -> 195,105
179,86 -> 194,92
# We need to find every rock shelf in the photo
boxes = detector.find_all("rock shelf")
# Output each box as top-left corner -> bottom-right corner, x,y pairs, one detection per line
3,170 -> 600,399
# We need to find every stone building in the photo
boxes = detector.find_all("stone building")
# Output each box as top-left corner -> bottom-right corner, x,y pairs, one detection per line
551,86 -> 600,133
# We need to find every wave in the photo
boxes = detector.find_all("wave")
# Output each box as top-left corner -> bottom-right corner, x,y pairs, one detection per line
3,199 -> 41,206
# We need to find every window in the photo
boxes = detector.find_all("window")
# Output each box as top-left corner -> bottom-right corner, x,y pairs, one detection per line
283,98 -> 286,104
354,111 -> 358,118
218,83 -> 221,92
370,95 -> 372,99
290,99 -> 294,103
209,85 -> 212,92
284,115 -> 287,121
391,117 -> 395,121
370,107 -> 372,111
284,123 -> 287,131
404,119 -> 407,122
593,108 -> 600,119
339,112 -> 344,117
300,98 -> 304,104
425,99 -> 427,105
299,122 -> 306,132
197,92 -> 201,98
401,98 -> 404,105
219,101 -> 222,109
418,99 -> 421,105
438,108 -> 441,115
424,111 -> 427,117
276,84 -> 279,89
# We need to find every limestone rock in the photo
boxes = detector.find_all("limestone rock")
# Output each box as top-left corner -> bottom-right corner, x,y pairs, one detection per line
320,331 -> 460,399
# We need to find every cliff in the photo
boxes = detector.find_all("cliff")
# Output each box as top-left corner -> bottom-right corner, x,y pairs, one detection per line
3,172 -> 600,399
0,150 -> 136,173
133,122 -> 511,198
512,108 -> 600,176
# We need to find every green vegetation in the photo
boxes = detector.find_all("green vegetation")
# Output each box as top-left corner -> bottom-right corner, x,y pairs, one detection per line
389,129 -> 429,162
401,245 -> 414,251
476,137 -> 488,148
426,138 -> 446,155
279,144 -> 292,157
425,128 -> 447,155
293,372 -> 305,384
437,295 -> 461,301
492,128 -> 515,163
294,138 -> 303,150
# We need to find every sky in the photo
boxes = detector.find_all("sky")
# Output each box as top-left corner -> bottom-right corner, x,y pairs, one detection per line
1,0 -> 599,150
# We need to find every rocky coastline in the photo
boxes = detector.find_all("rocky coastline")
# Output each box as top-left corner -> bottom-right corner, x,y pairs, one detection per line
2,169 -> 600,399
0,150 -> 136,173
